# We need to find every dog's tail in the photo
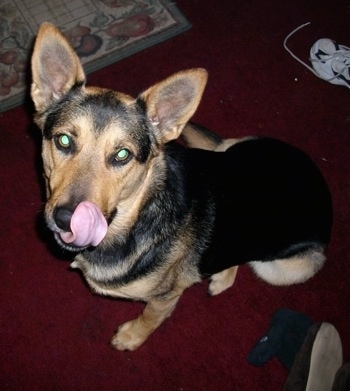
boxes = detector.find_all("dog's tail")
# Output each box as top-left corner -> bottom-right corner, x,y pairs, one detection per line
249,247 -> 326,286
181,122 -> 223,150
182,122 -> 253,152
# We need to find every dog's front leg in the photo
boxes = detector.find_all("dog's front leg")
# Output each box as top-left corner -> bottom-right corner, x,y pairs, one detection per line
111,295 -> 180,351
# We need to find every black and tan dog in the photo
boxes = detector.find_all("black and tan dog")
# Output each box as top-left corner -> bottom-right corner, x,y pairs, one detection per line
31,23 -> 332,351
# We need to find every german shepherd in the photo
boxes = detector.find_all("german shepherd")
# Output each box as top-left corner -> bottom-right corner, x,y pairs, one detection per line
31,23 -> 332,351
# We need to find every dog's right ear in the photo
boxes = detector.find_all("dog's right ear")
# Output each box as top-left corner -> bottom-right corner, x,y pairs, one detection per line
31,22 -> 86,113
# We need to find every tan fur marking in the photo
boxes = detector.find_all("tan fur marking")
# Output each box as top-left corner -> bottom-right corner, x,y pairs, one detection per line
111,296 -> 181,351
182,123 -> 256,152
249,251 -> 326,286
107,234 -> 201,351
208,266 -> 239,295
213,138 -> 249,151
181,123 -> 222,150
182,123 -> 255,152
72,220 -> 201,302
103,157 -> 165,246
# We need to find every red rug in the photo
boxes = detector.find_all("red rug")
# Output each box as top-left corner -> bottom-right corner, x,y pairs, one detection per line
1,1 -> 349,390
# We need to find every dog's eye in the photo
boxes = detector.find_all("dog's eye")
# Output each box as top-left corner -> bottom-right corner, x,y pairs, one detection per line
115,148 -> 130,162
110,148 -> 132,167
56,134 -> 72,149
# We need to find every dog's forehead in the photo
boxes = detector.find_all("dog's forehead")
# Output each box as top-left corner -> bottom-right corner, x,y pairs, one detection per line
46,89 -> 138,129
82,88 -> 139,128
43,88 -> 153,161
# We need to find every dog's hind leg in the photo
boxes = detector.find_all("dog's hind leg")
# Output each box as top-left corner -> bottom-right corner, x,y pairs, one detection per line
208,266 -> 239,296
111,295 -> 181,351
249,249 -> 326,286
182,123 -> 252,152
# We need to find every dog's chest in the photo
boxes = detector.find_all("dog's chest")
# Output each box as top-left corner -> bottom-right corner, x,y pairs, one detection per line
70,254 -> 159,301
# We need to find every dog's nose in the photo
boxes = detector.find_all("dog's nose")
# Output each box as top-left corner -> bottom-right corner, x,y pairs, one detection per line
54,206 -> 73,232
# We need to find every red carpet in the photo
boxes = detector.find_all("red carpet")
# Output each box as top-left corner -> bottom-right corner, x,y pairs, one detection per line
1,1 -> 349,390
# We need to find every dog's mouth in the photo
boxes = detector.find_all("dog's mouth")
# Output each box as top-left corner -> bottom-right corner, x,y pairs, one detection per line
50,201 -> 108,251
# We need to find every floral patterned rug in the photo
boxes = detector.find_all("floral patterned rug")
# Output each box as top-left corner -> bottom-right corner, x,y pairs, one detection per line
0,0 -> 190,112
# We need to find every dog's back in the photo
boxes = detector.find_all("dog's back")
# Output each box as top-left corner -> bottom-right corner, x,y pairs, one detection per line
179,137 -> 332,276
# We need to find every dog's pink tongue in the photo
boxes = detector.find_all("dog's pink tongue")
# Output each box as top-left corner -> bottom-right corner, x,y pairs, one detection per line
60,201 -> 108,247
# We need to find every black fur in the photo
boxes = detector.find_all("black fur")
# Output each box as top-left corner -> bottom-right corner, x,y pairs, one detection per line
184,137 -> 332,275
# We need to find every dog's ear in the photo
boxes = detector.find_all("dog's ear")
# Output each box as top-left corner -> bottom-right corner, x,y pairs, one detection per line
31,22 -> 86,113
139,69 -> 208,143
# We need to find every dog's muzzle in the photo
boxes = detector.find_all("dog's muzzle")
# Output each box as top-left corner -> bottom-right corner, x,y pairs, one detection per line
54,206 -> 74,232
52,201 -> 108,248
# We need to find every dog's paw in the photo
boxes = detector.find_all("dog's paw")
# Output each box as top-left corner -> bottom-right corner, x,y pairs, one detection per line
208,266 -> 238,296
111,320 -> 148,351
208,277 -> 228,296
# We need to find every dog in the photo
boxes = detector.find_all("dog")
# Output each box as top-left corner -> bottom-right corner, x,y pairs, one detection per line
31,22 -> 332,351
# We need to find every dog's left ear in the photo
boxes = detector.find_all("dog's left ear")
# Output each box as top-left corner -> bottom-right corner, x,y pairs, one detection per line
139,69 -> 208,143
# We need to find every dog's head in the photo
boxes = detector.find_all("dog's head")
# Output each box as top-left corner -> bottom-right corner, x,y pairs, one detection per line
31,22 -> 207,251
